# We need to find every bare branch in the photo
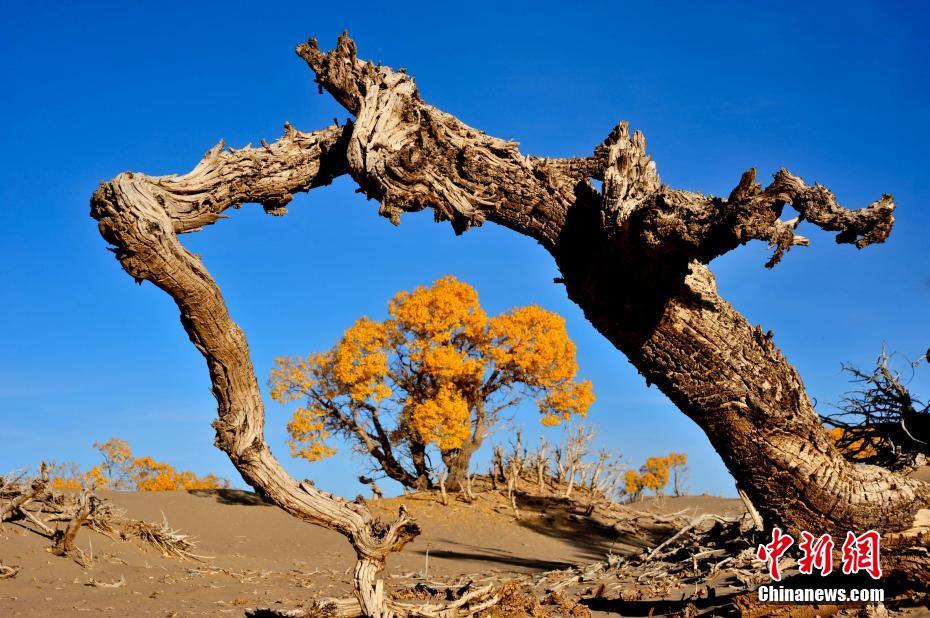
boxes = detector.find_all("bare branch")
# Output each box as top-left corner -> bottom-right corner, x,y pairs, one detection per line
823,347 -> 929,471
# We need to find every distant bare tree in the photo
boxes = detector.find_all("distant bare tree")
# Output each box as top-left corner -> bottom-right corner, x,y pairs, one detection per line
822,347 -> 930,471
495,423 -> 627,505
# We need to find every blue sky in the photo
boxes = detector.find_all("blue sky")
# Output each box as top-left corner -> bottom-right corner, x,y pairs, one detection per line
1,1 -> 928,498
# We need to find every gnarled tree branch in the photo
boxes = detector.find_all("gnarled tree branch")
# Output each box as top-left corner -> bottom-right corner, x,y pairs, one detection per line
91,124 -> 434,617
91,31 -> 930,613
297,34 -> 599,245
294,32 -> 928,580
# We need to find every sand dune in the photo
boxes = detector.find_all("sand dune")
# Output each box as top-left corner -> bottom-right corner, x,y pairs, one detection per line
0,490 -> 742,616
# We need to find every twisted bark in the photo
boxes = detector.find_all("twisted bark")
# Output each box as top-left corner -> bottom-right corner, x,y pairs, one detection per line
91,31 -> 930,613
297,32 -> 930,581
91,125 -> 425,616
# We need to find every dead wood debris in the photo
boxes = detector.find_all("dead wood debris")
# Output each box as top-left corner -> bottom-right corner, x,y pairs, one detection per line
4,472 -> 919,616
511,510 -> 768,611
247,498 -> 767,617
50,489 -> 95,556
123,512 -> 210,560
0,466 -> 205,565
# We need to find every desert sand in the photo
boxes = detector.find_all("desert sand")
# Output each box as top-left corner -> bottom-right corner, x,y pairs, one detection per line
0,489 -> 744,616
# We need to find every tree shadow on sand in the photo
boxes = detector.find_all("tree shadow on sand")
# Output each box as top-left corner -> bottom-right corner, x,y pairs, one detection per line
511,493 -> 672,563
410,539 -> 574,572
187,488 -> 274,506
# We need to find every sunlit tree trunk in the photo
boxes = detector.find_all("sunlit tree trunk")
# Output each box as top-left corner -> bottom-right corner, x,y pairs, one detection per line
292,33 -> 930,583
91,32 -> 930,613
441,441 -> 480,492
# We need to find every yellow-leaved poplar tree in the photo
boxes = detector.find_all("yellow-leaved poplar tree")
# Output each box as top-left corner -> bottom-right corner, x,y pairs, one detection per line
622,452 -> 688,499
47,439 -> 228,491
270,276 -> 595,491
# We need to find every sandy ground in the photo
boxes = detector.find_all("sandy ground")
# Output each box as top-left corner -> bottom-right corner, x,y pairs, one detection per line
0,490 -> 743,617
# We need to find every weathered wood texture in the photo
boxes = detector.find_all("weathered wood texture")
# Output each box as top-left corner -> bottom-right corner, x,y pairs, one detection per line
91,32 -> 930,611
296,33 -> 928,538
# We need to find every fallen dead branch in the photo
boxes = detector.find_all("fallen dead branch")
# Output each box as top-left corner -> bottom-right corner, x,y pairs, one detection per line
124,512 -> 210,561
645,513 -> 733,560
0,462 -> 49,522
51,490 -> 94,556
18,504 -> 54,536
2,470 -> 207,566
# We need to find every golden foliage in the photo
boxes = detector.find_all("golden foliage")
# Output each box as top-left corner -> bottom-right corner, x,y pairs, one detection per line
48,461 -> 84,489
330,317 -> 392,403
487,306 -> 577,384
388,275 -> 488,344
287,406 -> 338,462
268,355 -> 321,404
91,438 -> 133,489
131,456 -> 227,491
270,276 -> 595,467
47,439 -> 228,491
83,465 -> 109,489
623,452 -> 688,497
406,384 -> 471,450
623,469 -> 642,495
639,456 -> 671,493
95,438 -> 132,466
50,476 -> 83,490
539,380 -> 596,427
827,427 -> 878,460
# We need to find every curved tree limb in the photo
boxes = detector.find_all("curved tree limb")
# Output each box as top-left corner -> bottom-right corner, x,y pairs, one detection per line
92,124 -> 430,617
295,32 -> 929,579
297,34 -> 600,246
91,31 -> 930,613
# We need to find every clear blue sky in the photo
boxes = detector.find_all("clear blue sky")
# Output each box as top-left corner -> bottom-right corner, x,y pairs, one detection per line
2,1 -> 928,498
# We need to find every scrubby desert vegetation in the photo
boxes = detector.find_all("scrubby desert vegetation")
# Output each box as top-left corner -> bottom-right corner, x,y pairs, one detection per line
46,438 -> 228,492
822,349 -> 930,472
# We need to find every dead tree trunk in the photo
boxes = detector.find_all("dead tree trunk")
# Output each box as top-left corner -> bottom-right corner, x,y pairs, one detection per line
88,126 -> 437,617
50,491 -> 94,557
91,31 -> 930,599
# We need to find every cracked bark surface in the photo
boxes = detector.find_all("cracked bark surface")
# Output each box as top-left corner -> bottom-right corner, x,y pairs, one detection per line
91,32 -> 930,613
